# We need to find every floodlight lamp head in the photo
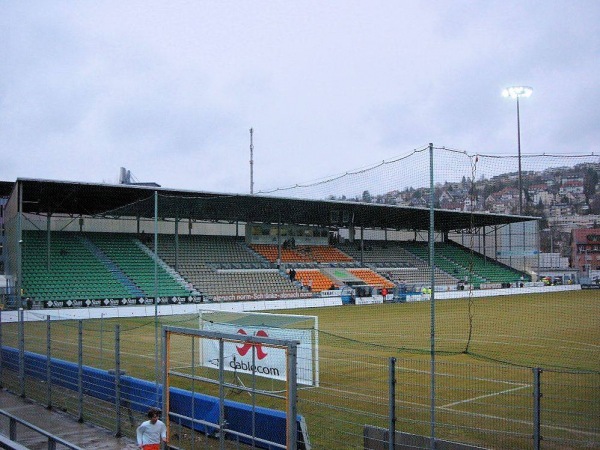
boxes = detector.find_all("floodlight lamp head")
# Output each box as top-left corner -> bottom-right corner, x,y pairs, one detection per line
502,86 -> 533,99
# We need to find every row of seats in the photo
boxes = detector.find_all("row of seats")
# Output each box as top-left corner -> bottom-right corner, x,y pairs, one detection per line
150,236 -> 297,298
21,231 -> 530,302
89,233 -> 191,297
435,244 -> 529,283
22,231 -> 132,301
22,231 -> 192,301
401,242 -> 485,286
155,235 -> 260,264
338,243 -> 417,267
348,269 -> 396,289
379,268 -> 456,285
294,270 -> 337,292
251,245 -> 314,263
182,270 -> 300,298
296,246 -> 354,263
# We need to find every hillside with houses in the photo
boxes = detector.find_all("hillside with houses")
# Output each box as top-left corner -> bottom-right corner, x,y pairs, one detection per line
331,161 -> 600,257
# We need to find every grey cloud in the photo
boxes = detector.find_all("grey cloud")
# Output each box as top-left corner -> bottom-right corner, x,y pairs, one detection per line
1,1 -> 599,194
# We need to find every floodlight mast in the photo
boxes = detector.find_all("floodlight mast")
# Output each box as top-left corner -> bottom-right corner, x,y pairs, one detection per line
250,128 -> 254,195
502,86 -> 532,214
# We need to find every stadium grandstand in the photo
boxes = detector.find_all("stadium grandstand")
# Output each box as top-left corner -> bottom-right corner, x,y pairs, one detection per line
1,178 -> 535,309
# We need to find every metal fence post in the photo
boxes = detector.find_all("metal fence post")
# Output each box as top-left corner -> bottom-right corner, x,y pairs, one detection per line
46,316 -> 52,408
115,324 -> 122,437
100,313 -> 104,364
19,308 -> 25,397
0,309 -> 3,389
78,320 -> 83,423
218,338 -> 225,450
190,335 -> 197,446
389,357 -> 396,450
287,342 -> 298,450
533,367 -> 542,450
9,417 -> 17,440
162,325 -> 169,439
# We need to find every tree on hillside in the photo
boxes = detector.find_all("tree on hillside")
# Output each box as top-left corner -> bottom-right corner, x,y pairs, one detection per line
590,193 -> 600,215
583,168 -> 599,207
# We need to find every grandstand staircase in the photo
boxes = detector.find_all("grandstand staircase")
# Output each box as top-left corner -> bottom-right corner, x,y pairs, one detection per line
402,242 -> 481,286
78,236 -> 145,298
242,244 -> 272,266
320,267 -> 365,286
135,239 -> 200,296
87,233 -> 193,298
443,241 -> 530,283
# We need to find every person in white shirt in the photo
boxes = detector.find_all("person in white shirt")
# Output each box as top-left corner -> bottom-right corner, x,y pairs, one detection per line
136,407 -> 167,450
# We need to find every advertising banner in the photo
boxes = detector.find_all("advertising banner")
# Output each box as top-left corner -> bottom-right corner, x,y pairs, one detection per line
201,323 -> 316,386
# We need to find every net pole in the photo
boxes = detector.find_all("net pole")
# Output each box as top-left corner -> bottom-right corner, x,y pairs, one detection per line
46,316 -> 51,407
0,310 -> 3,389
428,143 -> 436,450
218,338 -> 225,449
154,191 -> 159,402
286,342 -> 298,450
388,357 -> 396,450
162,327 -> 171,439
115,324 -> 122,437
16,181 -> 23,310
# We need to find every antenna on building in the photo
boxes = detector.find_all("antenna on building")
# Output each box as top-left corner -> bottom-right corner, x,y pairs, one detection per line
250,128 -> 254,195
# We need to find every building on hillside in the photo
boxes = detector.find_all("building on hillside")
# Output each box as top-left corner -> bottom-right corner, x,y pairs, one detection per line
538,252 -> 570,269
571,227 -> 600,276
438,190 -> 453,203
549,214 -> 600,233
0,197 -> 6,276
559,179 -> 584,196
548,204 -> 575,218
532,251 -> 578,285
530,187 -> 555,207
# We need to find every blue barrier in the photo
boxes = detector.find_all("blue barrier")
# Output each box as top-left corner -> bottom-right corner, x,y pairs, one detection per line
0,346 -> 307,449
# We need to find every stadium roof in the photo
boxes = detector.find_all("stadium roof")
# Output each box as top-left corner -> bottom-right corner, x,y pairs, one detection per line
6,178 -> 534,232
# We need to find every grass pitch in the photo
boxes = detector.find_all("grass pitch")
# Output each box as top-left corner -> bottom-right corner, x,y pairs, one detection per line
3,289 -> 598,449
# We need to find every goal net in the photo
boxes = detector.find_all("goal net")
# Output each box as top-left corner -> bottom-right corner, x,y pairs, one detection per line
199,310 -> 319,386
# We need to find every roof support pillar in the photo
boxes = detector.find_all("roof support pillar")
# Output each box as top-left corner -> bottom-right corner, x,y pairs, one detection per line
360,226 -> 364,265
174,216 -> 179,272
277,218 -> 281,269
46,214 -> 52,271
482,226 -> 487,263
494,226 -> 498,261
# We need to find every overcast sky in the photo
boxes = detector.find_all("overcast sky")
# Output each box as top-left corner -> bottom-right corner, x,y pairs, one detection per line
1,1 -> 599,195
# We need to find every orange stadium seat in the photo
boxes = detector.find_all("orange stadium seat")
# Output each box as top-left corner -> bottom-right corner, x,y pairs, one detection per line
251,245 -> 312,263
348,268 -> 395,289
294,270 -> 337,292
297,246 -> 354,263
